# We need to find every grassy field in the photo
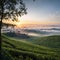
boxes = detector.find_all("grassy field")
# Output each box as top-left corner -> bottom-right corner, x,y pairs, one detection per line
26,35 -> 60,50
1,34 -> 60,60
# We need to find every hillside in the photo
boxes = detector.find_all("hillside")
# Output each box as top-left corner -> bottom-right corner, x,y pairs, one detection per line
26,35 -> 60,50
1,35 -> 60,60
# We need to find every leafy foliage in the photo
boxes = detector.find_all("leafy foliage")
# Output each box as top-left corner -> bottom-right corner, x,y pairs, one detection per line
0,0 -> 27,21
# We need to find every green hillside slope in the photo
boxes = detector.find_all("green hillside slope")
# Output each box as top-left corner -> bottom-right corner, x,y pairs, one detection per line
1,35 -> 60,60
27,35 -> 60,49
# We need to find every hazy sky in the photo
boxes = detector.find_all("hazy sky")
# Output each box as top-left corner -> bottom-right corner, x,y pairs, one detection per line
18,0 -> 60,25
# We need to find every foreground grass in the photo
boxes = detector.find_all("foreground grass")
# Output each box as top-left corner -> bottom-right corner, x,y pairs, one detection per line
1,34 -> 60,60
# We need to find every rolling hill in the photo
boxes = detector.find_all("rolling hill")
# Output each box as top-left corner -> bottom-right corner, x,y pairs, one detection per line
26,35 -> 60,50
1,34 -> 60,60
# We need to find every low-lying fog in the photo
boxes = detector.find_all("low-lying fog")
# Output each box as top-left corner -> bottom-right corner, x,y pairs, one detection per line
2,26 -> 60,37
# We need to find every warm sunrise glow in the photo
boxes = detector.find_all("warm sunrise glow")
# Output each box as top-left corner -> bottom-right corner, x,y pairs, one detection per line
3,0 -> 60,28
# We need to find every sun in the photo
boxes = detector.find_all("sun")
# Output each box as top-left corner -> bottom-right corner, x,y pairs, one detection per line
16,16 -> 24,28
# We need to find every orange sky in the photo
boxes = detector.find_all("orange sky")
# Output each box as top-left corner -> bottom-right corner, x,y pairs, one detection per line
3,19 -> 60,28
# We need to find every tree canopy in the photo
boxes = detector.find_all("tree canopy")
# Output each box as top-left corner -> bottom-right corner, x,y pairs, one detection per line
0,0 -> 27,21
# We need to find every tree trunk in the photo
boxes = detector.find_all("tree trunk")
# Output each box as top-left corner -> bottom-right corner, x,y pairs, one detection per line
0,21 -> 2,49
0,1 -> 3,59
0,17 -> 2,60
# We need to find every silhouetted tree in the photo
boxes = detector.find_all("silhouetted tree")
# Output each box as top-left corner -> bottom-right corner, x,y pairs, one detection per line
0,0 -> 27,57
